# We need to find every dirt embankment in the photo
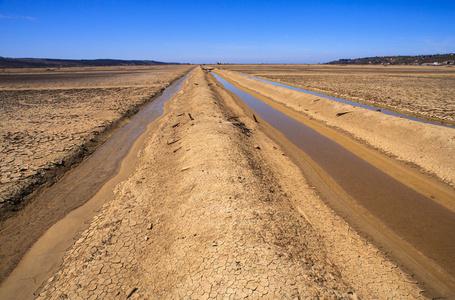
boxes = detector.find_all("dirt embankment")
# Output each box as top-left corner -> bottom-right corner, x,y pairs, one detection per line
35,67 -> 424,299
214,68 -> 455,190
0,65 -> 192,219
213,64 -> 455,125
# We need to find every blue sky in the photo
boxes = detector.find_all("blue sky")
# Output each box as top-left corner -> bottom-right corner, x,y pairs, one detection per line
1,0 -> 454,64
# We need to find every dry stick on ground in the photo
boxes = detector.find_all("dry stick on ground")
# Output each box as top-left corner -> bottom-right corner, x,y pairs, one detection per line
126,287 -> 138,299
167,138 -> 181,145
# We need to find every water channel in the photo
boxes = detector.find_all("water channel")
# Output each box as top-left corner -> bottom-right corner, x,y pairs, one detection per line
241,74 -> 454,128
212,73 -> 455,291
0,71 -> 192,300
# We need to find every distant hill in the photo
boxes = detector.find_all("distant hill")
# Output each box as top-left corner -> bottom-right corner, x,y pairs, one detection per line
327,53 -> 455,65
0,57 -> 181,68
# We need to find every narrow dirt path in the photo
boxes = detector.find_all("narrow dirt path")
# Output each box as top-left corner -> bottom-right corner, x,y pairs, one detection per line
35,67 -> 424,299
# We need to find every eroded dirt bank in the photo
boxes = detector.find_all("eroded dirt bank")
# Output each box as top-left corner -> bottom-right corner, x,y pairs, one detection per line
213,68 -> 455,192
34,67 -> 424,299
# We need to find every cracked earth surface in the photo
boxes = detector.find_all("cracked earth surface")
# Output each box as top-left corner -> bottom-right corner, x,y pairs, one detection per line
35,67 -> 424,299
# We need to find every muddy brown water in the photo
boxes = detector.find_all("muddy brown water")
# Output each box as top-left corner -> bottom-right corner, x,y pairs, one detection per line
38,73 -> 189,200
0,72 -> 191,299
213,73 -> 455,291
14,72 -> 190,222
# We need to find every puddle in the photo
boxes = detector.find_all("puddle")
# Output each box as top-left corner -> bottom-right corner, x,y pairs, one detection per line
213,73 -> 455,281
241,74 -> 454,128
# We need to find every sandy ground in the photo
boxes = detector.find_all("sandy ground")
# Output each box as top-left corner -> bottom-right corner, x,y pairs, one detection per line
33,67 -> 425,299
0,65 -> 192,283
213,64 -> 455,126
213,68 -> 455,191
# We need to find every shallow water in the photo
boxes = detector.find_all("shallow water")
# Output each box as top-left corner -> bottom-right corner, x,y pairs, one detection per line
35,73 -> 191,207
213,73 -> 455,280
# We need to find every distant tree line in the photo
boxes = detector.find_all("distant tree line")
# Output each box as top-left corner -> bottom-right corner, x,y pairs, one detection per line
0,57 -> 182,68
326,53 -> 455,65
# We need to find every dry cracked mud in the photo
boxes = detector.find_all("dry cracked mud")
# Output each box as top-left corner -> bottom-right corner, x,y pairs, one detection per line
34,67 -> 425,299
